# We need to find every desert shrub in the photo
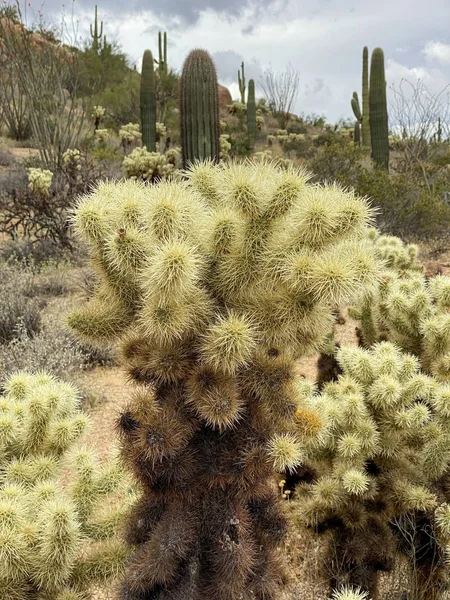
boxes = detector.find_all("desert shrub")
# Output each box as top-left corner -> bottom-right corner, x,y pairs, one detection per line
0,261 -> 43,343
309,143 -> 450,242
0,371 -> 134,598
69,160 -> 379,598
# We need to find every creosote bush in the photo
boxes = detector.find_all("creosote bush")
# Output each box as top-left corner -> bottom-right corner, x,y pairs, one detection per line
69,159 -> 379,599
0,371 -> 133,599
299,342 -> 450,599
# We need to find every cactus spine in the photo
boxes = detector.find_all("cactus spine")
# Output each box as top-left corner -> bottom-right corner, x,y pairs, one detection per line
90,5 -> 103,53
238,61 -> 246,104
180,49 -> 220,167
140,49 -> 157,152
247,78 -> 256,148
362,46 -> 371,148
369,47 -> 389,170
158,31 -> 168,73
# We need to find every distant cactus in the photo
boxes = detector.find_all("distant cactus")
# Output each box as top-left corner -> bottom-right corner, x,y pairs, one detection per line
300,343 -> 450,597
0,372 -> 132,598
354,121 -> 361,145
351,91 -> 362,122
122,146 -> 175,181
69,159 -> 379,599
140,50 -> 157,152
362,47 -> 371,148
180,49 -> 220,167
89,5 -> 103,53
28,167 -> 53,196
119,123 -> 142,151
369,48 -> 389,170
247,78 -> 256,148
238,60 -> 246,104
157,31 -> 167,73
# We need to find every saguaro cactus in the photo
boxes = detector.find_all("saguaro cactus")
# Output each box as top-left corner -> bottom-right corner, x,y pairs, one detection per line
180,49 -> 220,167
69,160 -> 378,599
369,48 -> 389,170
140,49 -> 157,152
238,61 -> 246,104
90,5 -> 103,53
158,31 -> 167,73
362,46 -> 371,148
247,78 -> 256,148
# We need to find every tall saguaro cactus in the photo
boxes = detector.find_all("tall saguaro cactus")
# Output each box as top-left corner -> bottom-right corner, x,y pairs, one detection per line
140,49 -> 157,152
158,31 -> 168,73
238,61 -> 246,104
369,47 -> 389,170
90,5 -> 103,53
247,78 -> 256,148
69,160 -> 378,600
180,49 -> 220,167
362,46 -> 371,148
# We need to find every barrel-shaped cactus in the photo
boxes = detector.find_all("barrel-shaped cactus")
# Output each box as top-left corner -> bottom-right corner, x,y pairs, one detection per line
247,78 -> 256,148
369,48 -> 389,170
140,50 -> 157,152
180,49 -> 220,167
0,372 -> 132,599
69,159 -> 379,599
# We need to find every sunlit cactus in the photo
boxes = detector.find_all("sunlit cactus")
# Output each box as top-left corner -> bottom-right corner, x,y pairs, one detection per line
298,342 -> 450,598
69,158 -> 379,599
350,233 -> 450,382
0,372 -> 133,599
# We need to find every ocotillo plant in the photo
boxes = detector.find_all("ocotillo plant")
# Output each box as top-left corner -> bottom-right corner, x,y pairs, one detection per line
69,159 -> 379,599
238,61 -> 246,104
90,5 -> 103,53
0,371 -> 132,599
299,343 -> 450,599
369,48 -> 389,170
247,78 -> 256,149
361,46 -> 371,148
180,49 -> 220,167
140,50 -> 157,152
158,31 -> 167,73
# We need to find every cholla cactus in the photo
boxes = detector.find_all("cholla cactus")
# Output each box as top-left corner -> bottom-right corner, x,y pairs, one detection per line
62,149 -> 82,180
219,133 -> 231,159
299,342 -> 450,597
94,128 -> 109,144
155,122 -> 167,142
122,146 -> 174,182
119,123 -> 142,150
165,146 -> 181,166
228,101 -> 246,116
91,105 -> 105,130
351,233 -> 450,381
256,109 -> 265,131
330,587 -> 370,600
28,168 -> 53,196
0,371 -> 133,599
69,159 -> 378,599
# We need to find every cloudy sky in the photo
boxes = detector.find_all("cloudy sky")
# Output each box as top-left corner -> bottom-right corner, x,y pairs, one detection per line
17,0 -> 450,123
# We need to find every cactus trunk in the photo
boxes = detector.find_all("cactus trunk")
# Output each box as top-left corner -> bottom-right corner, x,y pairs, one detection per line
90,5 -> 103,54
369,48 -> 389,170
238,61 -> 246,104
140,50 -> 157,152
247,79 -> 256,149
354,120 -> 361,145
362,46 -> 371,148
180,49 -> 220,168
